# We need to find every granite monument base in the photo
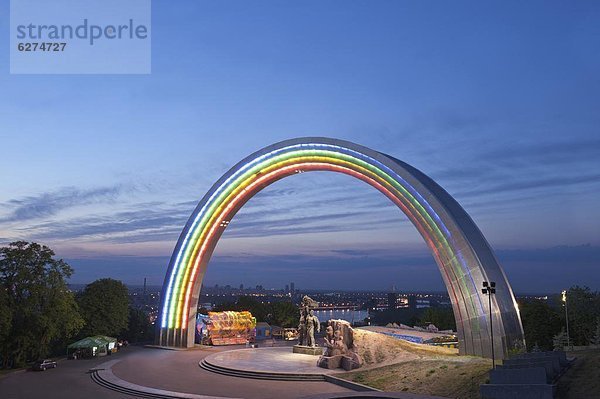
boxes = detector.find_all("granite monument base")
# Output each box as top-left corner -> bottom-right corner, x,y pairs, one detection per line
293,345 -> 324,356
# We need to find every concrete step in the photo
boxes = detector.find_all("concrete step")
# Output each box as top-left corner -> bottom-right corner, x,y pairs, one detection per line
91,369 -> 186,399
198,359 -> 325,381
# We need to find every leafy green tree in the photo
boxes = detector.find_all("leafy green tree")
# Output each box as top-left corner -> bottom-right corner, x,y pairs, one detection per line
121,307 -> 154,343
519,299 -> 562,351
0,286 -> 12,351
270,301 -> 298,328
212,296 -> 269,321
565,286 -> 600,346
0,241 -> 83,367
591,318 -> 600,346
236,296 -> 269,321
553,328 -> 568,351
211,297 -> 298,327
77,278 -> 129,337
418,307 -> 457,331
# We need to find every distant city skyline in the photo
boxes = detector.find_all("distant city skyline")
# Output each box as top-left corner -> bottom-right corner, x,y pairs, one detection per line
1,1 -> 599,293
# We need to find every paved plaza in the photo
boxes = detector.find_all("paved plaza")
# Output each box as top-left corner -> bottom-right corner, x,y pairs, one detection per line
0,345 -> 353,399
112,345 -> 351,398
203,346 -> 342,376
0,347 -> 137,399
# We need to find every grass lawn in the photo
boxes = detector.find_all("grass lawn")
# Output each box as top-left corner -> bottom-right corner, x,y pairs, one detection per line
557,348 -> 600,398
339,357 -> 491,399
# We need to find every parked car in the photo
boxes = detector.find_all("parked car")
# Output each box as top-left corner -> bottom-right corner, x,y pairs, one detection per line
32,359 -> 57,371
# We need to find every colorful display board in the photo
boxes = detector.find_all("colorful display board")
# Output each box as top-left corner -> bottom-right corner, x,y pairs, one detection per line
205,311 -> 257,346
157,137 -> 525,358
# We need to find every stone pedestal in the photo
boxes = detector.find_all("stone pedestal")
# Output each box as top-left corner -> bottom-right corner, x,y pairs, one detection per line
341,353 -> 362,371
317,319 -> 364,371
317,355 -> 343,369
293,345 -> 324,356
317,354 -> 363,371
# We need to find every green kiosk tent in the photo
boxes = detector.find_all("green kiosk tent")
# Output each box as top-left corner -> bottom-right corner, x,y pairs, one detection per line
67,335 -> 117,358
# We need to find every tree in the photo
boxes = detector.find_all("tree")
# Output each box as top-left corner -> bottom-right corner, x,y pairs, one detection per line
418,307 -> 457,331
553,328 -> 568,351
0,241 -> 83,367
212,296 -> 269,321
0,286 -> 12,352
121,307 -> 154,344
591,318 -> 600,346
270,301 -> 297,328
519,299 -> 562,351
565,286 -> 600,346
211,297 -> 298,327
77,278 -> 129,337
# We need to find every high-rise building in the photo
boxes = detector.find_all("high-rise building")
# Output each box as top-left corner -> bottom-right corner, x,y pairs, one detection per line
408,294 -> 417,311
285,284 -> 289,293
290,282 -> 295,294
388,292 -> 399,309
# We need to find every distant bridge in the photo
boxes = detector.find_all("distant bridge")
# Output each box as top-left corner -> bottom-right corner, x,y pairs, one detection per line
312,305 -> 360,311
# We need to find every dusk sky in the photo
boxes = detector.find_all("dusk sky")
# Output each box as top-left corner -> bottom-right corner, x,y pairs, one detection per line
1,1 -> 599,294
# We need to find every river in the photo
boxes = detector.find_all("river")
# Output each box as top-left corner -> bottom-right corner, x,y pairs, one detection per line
313,309 -> 369,324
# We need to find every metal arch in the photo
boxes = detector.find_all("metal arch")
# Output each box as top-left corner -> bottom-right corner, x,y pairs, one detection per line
156,137 -> 525,358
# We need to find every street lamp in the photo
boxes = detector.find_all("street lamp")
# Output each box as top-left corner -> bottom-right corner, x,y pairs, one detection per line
482,281 -> 496,368
562,290 -> 570,350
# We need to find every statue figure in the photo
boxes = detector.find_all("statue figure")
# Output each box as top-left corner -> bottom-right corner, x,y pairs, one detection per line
297,295 -> 318,347
324,325 -> 334,346
301,295 -> 318,309
324,328 -> 348,356
305,309 -> 320,347
298,310 -> 306,346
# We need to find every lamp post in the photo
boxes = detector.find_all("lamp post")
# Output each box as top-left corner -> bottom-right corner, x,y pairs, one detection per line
562,290 -> 570,350
482,281 -> 496,368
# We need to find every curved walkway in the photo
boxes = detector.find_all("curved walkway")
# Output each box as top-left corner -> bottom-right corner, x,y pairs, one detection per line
109,346 -> 353,399
93,357 -> 446,399
92,360 -> 232,399
201,347 -> 340,381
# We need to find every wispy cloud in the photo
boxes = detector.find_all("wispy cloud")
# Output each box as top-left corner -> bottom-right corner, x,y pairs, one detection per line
2,136 -> 599,266
63,243 -> 600,293
0,185 -> 128,223
454,173 -> 600,198
498,243 -> 600,265
13,195 -> 404,244
423,137 -> 600,203
14,202 -> 190,242
481,138 -> 600,167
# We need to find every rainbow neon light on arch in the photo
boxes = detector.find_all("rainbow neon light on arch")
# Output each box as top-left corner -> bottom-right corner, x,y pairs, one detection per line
159,141 -> 486,332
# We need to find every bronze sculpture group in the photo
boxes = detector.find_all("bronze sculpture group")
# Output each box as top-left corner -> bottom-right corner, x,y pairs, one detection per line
298,295 -> 320,347
294,295 -> 363,371
317,319 -> 363,370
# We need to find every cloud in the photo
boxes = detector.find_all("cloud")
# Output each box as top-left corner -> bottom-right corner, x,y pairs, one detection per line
0,174 -> 403,244
3,136 -> 599,264
19,202 -> 405,244
454,173 -> 600,198
418,137 -> 600,208
18,203 -> 190,243
0,185 -> 128,223
482,138 -> 600,167
61,244 -> 600,292
497,244 -> 600,265
496,244 -> 600,293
